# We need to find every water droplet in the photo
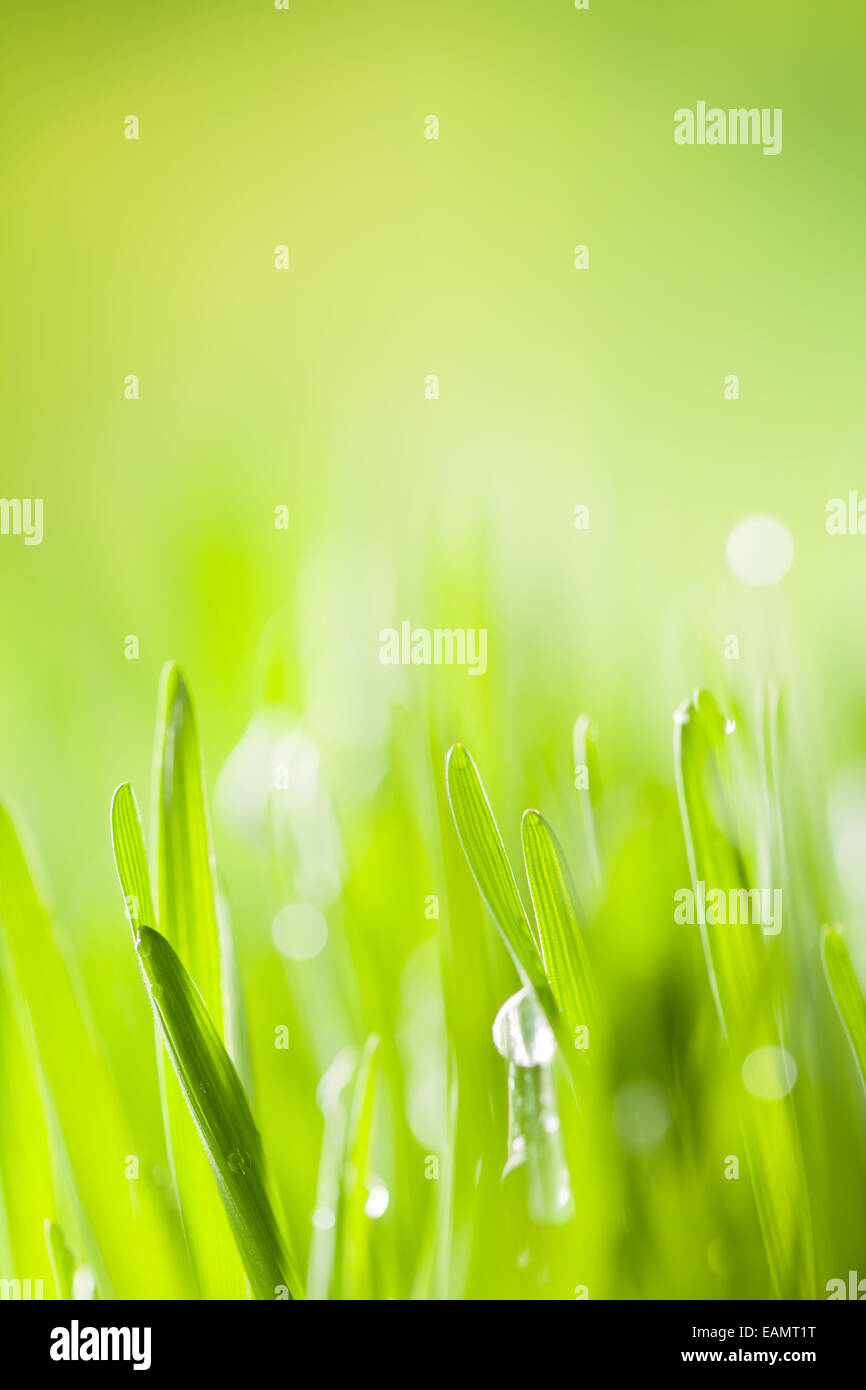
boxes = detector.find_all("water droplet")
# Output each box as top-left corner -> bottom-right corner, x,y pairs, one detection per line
492,988 -> 556,1067
136,932 -> 151,957
227,1148 -> 251,1175
148,983 -> 164,1004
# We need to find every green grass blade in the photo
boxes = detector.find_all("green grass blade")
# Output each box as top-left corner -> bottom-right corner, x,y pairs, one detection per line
153,664 -> 224,1024
111,784 -> 301,1300
521,809 -> 597,1039
672,690 -> 770,1042
0,802 -> 188,1298
152,665 -> 248,1297
572,713 -> 602,897
673,693 -> 814,1298
335,1033 -> 381,1299
445,743 -> 545,989
44,1219 -> 75,1300
823,926 -> 866,1094
0,965 -> 56,1290
307,1048 -> 358,1301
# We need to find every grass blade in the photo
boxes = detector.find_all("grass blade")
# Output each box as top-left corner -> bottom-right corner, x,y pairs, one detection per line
0,802 -> 188,1297
0,966 -> 56,1291
673,691 -> 814,1298
572,714 -> 602,898
445,743 -> 545,989
334,1033 -> 381,1299
152,665 -> 248,1297
521,809 -> 597,1040
111,783 -> 301,1300
153,664 -> 224,1024
823,926 -> 866,1094
44,1220 -> 75,1300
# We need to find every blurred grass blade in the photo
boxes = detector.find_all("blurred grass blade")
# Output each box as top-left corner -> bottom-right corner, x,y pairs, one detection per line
823,926 -> 866,1093
44,1219 -> 75,1300
111,783 -> 301,1300
0,802 -> 188,1298
521,809 -> 597,1039
152,665 -> 248,1297
445,743 -> 545,989
334,1034 -> 380,1299
307,1048 -> 358,1300
572,714 -> 602,897
0,964 -> 56,1290
673,691 -> 772,1043
673,693 -> 813,1298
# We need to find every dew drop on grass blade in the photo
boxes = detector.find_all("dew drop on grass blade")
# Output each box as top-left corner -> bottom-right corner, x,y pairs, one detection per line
493,989 -> 574,1226
111,783 -> 302,1300
151,665 -> 248,1298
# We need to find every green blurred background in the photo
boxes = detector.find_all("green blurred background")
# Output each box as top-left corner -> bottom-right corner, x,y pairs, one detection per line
1,0 -> 865,1299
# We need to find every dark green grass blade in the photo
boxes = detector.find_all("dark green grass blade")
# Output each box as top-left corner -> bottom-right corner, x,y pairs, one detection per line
111,784 -> 301,1300
445,743 -> 545,989
153,664 -> 224,1024
823,926 -> 866,1095
152,665 -> 248,1297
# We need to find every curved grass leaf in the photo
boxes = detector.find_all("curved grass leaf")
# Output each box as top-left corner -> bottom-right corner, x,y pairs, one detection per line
823,926 -> 866,1095
521,809 -> 597,1039
152,665 -> 248,1298
445,744 -> 545,989
111,783 -> 301,1300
